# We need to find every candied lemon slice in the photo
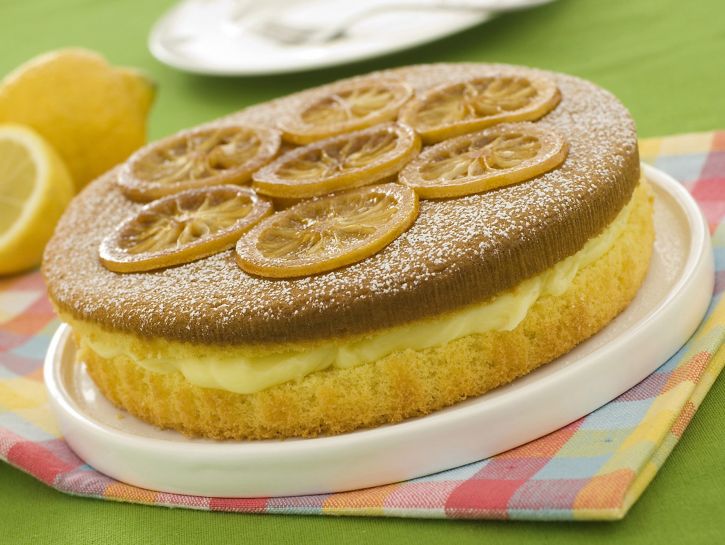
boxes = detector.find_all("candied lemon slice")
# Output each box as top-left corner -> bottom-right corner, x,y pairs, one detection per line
399,75 -> 560,143
100,185 -> 272,273
399,123 -> 568,199
118,125 -> 280,202
236,183 -> 418,278
252,123 -> 420,200
279,78 -> 413,144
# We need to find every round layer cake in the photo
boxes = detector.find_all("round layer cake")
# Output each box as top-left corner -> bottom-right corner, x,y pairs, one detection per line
43,63 -> 654,439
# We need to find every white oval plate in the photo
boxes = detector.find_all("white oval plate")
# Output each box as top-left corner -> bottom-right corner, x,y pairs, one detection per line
148,0 -> 551,76
45,164 -> 714,497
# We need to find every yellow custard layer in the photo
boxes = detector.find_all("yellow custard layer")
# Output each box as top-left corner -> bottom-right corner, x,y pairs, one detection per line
73,182 -> 646,395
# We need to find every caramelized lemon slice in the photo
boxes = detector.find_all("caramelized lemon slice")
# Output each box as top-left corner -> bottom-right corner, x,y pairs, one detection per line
100,185 -> 272,272
236,183 -> 418,278
279,79 -> 413,144
118,125 -> 280,202
399,123 -> 568,199
399,75 -> 560,143
252,123 -> 420,199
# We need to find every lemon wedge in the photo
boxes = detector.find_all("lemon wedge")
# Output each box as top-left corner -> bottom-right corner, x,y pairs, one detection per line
0,124 -> 74,275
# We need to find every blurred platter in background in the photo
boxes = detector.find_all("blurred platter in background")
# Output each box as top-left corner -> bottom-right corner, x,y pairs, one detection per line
149,0 -> 553,76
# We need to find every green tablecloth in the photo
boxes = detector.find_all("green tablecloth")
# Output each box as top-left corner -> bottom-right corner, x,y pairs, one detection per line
1,0 -> 724,542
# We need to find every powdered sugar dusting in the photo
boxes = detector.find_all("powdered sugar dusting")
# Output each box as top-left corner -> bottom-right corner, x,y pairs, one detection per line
43,63 -> 639,344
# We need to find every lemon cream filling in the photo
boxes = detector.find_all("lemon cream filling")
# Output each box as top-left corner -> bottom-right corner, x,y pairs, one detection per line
76,183 -> 644,395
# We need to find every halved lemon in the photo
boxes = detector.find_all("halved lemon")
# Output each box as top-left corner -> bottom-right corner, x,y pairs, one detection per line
399,75 -> 560,143
399,123 -> 568,199
236,183 -> 418,278
0,124 -> 75,275
118,125 -> 280,202
252,123 -> 420,199
279,78 -> 413,144
99,185 -> 272,273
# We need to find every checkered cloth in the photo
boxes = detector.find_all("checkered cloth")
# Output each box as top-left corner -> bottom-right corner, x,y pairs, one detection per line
1,131 -> 724,520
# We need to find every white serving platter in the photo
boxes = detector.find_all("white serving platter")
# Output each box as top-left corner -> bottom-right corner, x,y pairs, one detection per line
44,164 -> 714,497
148,0 -> 553,76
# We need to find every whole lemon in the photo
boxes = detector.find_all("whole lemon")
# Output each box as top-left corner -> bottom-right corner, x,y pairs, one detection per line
0,48 -> 156,190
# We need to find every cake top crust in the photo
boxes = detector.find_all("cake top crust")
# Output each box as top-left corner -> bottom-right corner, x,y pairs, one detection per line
43,63 -> 639,345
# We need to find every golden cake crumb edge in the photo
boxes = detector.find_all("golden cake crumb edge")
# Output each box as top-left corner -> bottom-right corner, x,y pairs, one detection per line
76,181 -> 655,440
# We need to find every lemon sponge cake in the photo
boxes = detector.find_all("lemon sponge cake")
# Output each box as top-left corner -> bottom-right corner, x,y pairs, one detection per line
43,63 -> 653,439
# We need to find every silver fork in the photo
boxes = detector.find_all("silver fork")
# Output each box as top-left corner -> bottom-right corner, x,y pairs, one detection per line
254,0 -> 552,45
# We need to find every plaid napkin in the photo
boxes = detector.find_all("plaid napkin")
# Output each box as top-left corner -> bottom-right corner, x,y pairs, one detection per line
1,131 -> 724,521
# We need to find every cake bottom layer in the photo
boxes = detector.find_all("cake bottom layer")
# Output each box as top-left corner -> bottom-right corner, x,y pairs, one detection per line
78,182 -> 655,440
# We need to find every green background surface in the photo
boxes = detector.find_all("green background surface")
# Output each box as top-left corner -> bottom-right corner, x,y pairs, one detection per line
1,0 -> 724,543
